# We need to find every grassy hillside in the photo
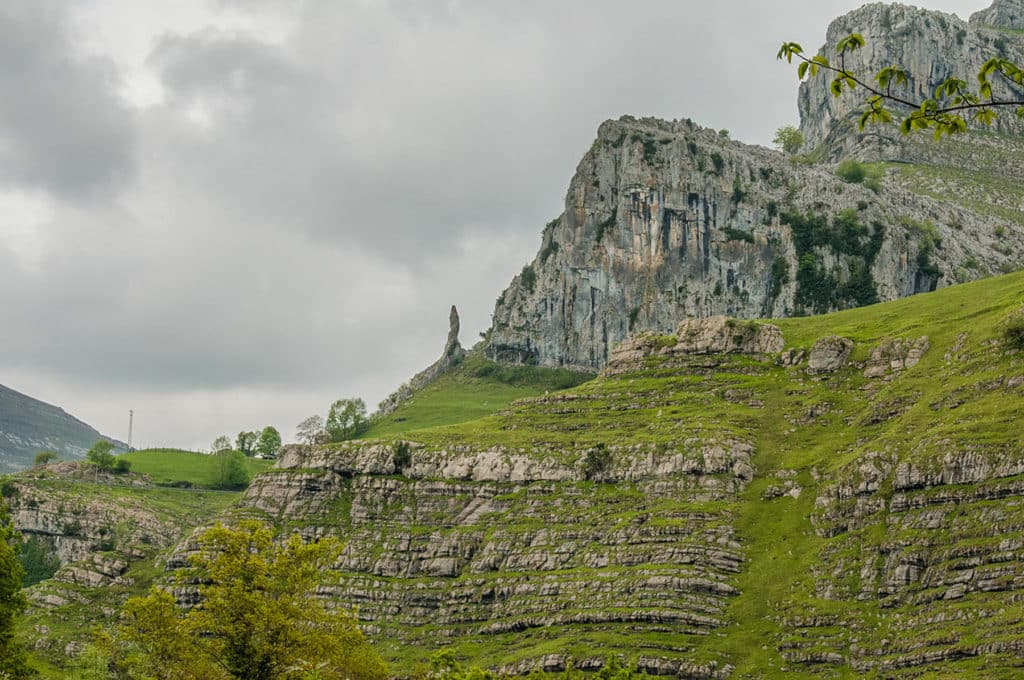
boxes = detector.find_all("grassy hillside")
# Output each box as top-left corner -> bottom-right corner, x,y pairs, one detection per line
121,448 -> 273,488
361,354 -> 595,438
243,270 -> 1024,678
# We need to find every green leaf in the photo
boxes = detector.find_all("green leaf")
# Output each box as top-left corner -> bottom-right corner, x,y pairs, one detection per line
798,61 -> 809,79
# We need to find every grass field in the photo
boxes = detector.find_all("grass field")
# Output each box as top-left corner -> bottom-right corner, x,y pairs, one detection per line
120,449 -> 274,488
360,353 -> 595,439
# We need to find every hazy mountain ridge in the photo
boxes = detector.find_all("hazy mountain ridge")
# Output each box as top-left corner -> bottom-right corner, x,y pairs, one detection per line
0,383 -> 126,472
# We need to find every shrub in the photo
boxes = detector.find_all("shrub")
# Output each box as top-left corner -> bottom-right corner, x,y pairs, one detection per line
392,441 -> 412,473
722,227 -> 754,244
1005,316 -> 1024,349
583,444 -> 613,480
710,152 -> 725,174
519,265 -> 537,293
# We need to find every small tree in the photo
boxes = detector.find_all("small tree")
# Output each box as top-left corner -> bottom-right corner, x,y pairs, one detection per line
236,431 -> 258,457
325,398 -> 368,442
256,426 -> 282,459
210,435 -> 233,454
0,501 -> 28,677
773,125 -> 804,154
110,521 -> 387,680
86,440 -> 116,470
33,450 -> 57,467
214,451 -> 250,490
295,415 -> 325,445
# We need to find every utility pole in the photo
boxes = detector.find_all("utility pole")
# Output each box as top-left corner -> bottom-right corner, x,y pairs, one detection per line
128,410 -> 134,452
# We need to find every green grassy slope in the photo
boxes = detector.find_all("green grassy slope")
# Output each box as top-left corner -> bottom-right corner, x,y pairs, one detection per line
296,271 -> 1024,677
121,449 -> 273,488
361,354 -> 595,438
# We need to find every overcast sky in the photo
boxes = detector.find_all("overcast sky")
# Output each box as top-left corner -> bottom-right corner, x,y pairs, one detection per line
0,0 -> 991,450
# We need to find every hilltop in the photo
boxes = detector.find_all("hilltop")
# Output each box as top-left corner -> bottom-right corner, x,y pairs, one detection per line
0,384 -> 126,473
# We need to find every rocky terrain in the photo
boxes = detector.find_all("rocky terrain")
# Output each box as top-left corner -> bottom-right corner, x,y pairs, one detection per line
483,0 -> 1024,372
799,0 -> 1024,156
0,383 -> 125,473
215,270 -> 1024,676
1,462 -> 237,666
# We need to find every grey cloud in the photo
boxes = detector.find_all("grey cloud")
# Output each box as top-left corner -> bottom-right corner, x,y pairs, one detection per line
0,1 -> 136,198
0,0 -> 991,448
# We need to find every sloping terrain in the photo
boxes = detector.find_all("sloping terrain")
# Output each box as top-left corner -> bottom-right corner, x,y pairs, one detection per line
364,353 -> 594,439
0,383 -> 125,473
231,270 -> 1024,677
0,457 -> 250,675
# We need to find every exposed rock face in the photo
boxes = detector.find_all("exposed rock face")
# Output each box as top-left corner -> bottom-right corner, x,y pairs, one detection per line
863,335 -> 929,378
484,115 -> 1024,371
798,1 -> 1024,156
377,305 -> 466,416
807,336 -> 854,373
604,317 -> 784,375
971,0 -> 1024,31
241,435 -> 753,672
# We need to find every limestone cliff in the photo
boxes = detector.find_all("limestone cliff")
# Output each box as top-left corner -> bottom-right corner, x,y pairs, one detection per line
484,115 -> 1023,371
217,270 -> 1024,676
798,0 -> 1024,157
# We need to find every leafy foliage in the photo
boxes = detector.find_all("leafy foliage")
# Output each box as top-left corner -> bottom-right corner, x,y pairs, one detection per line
779,34 -> 1024,138
326,398 -> 369,442
109,521 -> 387,680
18,534 -> 59,587
236,431 -> 258,456
773,125 -> 804,154
214,450 -> 250,490
1004,315 -> 1024,349
33,451 -> 57,466
256,426 -> 282,459
519,264 -> 537,293
86,440 -> 130,475
210,435 -> 233,454
0,501 -> 28,678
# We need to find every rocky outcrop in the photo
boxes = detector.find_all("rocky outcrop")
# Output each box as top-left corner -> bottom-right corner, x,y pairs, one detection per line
484,115 -> 1024,371
971,0 -> 1024,31
799,1 -> 1024,156
807,336 -> 854,373
604,317 -> 783,375
863,336 -> 929,378
238,434 -> 754,670
377,306 -> 466,416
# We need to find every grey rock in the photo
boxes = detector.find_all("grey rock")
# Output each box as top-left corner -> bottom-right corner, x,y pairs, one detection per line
377,305 -> 466,416
863,336 -> 930,378
971,0 -> 1024,29
484,115 -> 1023,372
807,336 -> 854,373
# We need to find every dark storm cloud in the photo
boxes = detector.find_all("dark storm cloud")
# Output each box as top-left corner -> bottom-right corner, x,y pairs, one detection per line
0,1 -> 135,198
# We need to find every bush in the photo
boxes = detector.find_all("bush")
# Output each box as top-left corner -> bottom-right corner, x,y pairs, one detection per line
214,451 -> 250,490
33,451 -> 57,466
392,441 -> 412,473
1005,316 -> 1024,349
19,535 -> 60,586
836,160 -> 884,193
519,265 -> 537,293
583,444 -> 613,480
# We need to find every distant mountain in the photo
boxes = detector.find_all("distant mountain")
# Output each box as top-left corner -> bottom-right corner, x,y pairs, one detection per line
0,383 -> 126,472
